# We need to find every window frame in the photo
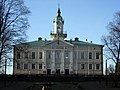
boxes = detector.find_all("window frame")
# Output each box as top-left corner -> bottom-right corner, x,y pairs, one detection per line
56,51 -> 60,59
17,63 -> 20,69
32,63 -> 36,69
39,52 -> 42,59
24,63 -> 28,69
96,64 -> 100,70
96,52 -> 99,59
89,64 -> 93,70
32,52 -> 36,59
24,52 -> 28,59
39,64 -> 42,69
65,51 -> 69,59
89,52 -> 92,59
80,52 -> 84,59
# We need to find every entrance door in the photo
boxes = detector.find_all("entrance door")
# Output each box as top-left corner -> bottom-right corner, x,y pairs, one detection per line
56,69 -> 60,74
65,69 -> 69,75
47,69 -> 51,75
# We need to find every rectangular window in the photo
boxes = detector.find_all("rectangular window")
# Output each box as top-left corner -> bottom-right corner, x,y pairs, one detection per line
39,52 -> 42,59
17,63 -> 20,69
56,51 -> 60,59
17,52 -> 20,59
24,64 -> 28,69
65,52 -> 69,59
81,64 -> 84,69
39,64 -> 42,69
96,64 -> 100,70
89,52 -> 92,59
24,52 -> 28,59
96,52 -> 99,59
32,64 -> 35,69
32,52 -> 35,59
74,51 -> 77,60
48,52 -> 51,59
89,64 -> 92,70
80,52 -> 84,59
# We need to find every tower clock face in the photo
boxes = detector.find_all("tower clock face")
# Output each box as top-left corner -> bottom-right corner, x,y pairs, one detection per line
57,27 -> 61,33
57,21 -> 61,25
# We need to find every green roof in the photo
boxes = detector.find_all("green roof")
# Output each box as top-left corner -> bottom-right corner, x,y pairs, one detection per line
22,39 -> 103,47
66,40 -> 103,46
26,40 -> 51,46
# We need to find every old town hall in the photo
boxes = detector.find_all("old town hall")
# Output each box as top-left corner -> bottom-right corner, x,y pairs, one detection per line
13,7 -> 103,75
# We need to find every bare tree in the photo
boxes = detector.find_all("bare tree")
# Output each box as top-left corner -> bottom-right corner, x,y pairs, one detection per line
0,0 -> 30,73
102,12 -> 120,87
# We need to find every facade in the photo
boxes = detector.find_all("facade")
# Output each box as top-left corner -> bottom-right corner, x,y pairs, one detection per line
13,7 -> 104,75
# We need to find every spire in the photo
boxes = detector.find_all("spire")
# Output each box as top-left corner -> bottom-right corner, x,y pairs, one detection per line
57,1 -> 61,16
50,1 -> 67,40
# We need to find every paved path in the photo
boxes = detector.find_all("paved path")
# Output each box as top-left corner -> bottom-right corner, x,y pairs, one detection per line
0,81 -> 120,90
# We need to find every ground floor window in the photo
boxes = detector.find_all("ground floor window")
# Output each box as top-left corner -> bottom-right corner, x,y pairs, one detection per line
39,64 -> 42,69
96,64 -> 100,70
24,64 -> 28,69
32,64 -> 36,69
17,63 -> 20,69
89,64 -> 92,70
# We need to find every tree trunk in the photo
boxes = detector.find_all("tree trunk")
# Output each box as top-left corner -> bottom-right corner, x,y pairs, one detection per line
114,62 -> 118,87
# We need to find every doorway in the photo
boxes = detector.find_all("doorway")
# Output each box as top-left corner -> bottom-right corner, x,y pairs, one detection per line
47,69 -> 51,75
65,69 -> 69,75
56,69 -> 60,74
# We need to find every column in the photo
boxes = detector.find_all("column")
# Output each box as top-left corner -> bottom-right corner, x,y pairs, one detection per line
43,50 -> 46,74
87,46 -> 90,75
76,46 -> 78,74
61,50 -> 65,74
51,50 -> 55,74
70,50 -> 73,74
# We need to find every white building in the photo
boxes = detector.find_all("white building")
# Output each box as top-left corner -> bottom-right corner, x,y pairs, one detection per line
13,7 -> 103,75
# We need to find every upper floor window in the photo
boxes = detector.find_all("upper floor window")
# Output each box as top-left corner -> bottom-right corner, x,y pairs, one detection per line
65,51 -> 69,59
56,51 -> 61,59
32,52 -> 35,59
32,64 -> 36,69
80,52 -> 84,59
96,52 -> 99,59
39,52 -> 42,59
24,64 -> 28,69
89,64 -> 92,70
89,52 -> 92,59
48,52 -> 51,59
24,52 -> 28,59
17,63 -> 20,69
17,52 -> 20,59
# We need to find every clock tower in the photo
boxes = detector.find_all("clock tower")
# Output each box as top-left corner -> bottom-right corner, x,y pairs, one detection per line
50,7 -> 67,40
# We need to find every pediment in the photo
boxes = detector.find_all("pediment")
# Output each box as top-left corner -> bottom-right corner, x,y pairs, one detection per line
45,39 -> 74,47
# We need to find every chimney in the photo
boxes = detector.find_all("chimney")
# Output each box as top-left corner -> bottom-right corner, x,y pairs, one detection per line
75,37 -> 79,41
38,37 -> 42,41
